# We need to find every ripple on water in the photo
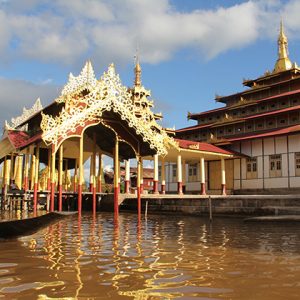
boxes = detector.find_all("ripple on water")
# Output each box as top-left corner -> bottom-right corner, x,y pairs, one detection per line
0,213 -> 299,299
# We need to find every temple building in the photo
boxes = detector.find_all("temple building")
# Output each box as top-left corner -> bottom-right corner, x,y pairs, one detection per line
173,22 -> 300,194
0,55 -> 235,215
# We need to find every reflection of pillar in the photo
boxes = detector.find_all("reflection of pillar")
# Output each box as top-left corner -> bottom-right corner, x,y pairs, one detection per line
200,157 -> 206,195
182,159 -> 186,194
24,150 -> 29,191
153,154 -> 159,194
33,145 -> 40,215
221,158 -> 226,195
58,144 -> 63,212
125,159 -> 130,194
177,154 -> 183,194
78,135 -> 84,214
161,158 -> 166,194
92,133 -> 96,215
97,153 -> 102,193
137,156 -> 141,217
114,138 -> 119,219
140,159 -> 144,194
50,147 -> 56,212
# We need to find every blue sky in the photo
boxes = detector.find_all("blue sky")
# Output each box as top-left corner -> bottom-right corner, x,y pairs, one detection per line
1,0 -> 300,131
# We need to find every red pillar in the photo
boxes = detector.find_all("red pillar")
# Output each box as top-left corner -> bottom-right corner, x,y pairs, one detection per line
125,180 -> 130,194
58,185 -> 63,212
50,183 -> 55,212
161,183 -> 166,194
177,182 -> 183,195
201,183 -> 206,195
93,185 -> 96,215
153,180 -> 159,194
78,184 -> 82,214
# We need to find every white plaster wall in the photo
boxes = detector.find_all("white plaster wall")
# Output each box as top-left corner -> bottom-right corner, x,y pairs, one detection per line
257,156 -> 263,178
230,142 -> 240,152
234,159 -> 240,179
252,139 -> 263,156
186,182 -> 201,192
265,178 -> 288,188
290,177 -> 300,188
241,179 -> 263,189
241,158 -> 247,180
289,153 -> 295,176
264,138 -> 275,155
275,136 -> 287,154
282,153 -> 288,177
288,134 -> 300,152
263,155 -> 270,178
234,179 -> 241,189
241,141 -> 252,156
167,182 -> 177,192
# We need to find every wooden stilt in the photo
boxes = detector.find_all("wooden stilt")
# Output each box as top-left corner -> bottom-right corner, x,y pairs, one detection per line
78,135 -> 84,214
50,146 -> 56,212
137,156 -> 141,217
114,138 -> 119,219
92,133 -> 96,215
33,145 -> 40,216
58,144 -> 63,212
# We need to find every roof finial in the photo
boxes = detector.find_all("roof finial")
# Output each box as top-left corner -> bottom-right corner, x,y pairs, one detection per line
134,44 -> 142,87
274,19 -> 292,72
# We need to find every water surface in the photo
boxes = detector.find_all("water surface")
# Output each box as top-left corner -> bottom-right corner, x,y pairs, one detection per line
0,212 -> 300,299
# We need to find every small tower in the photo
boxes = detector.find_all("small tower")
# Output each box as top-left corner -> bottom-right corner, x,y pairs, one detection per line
274,20 -> 292,73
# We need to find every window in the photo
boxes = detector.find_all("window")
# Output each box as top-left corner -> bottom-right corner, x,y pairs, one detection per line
270,154 -> 282,177
188,163 -> 197,182
295,153 -> 300,176
279,119 -> 286,124
172,165 -> 177,182
246,157 -> 258,179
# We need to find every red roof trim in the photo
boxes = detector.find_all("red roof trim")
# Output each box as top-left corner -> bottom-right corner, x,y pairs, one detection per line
224,125 -> 300,142
175,138 -> 234,155
7,130 -> 42,149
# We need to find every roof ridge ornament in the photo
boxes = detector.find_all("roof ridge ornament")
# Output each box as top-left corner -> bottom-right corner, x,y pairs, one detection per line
57,60 -> 97,103
5,98 -> 43,130
274,20 -> 292,73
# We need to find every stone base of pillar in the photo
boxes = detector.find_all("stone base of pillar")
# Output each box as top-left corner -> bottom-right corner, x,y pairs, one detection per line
200,182 -> 206,195
140,184 -> 144,195
177,182 -> 183,195
24,177 -> 29,191
78,184 -> 82,214
97,180 -> 102,193
114,186 -> 119,218
182,185 -> 186,194
50,182 -> 55,212
161,184 -> 166,194
153,180 -> 159,194
89,183 -> 93,193
125,180 -> 130,194
221,184 -> 226,196
58,184 -> 63,212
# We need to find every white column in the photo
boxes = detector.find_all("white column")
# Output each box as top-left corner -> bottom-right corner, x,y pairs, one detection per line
221,158 -> 226,195
153,154 -> 159,194
200,157 -> 206,195
161,158 -> 166,194
177,154 -> 183,194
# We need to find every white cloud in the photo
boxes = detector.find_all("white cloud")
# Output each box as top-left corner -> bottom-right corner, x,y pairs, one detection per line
0,77 -> 59,128
0,0 -> 298,66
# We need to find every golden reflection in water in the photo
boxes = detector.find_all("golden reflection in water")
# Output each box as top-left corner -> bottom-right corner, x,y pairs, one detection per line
74,215 -> 83,299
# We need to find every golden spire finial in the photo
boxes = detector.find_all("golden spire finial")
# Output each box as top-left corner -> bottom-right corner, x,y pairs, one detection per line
274,19 -> 292,72
134,46 -> 142,87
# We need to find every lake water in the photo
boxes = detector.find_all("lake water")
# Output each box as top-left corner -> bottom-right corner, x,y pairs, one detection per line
0,212 -> 300,299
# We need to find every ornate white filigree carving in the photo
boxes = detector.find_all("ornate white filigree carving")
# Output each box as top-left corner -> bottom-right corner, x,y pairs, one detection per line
5,98 -> 43,130
41,62 -> 177,156
56,60 -> 97,103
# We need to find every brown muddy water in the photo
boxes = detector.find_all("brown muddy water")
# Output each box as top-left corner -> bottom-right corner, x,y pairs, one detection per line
0,212 -> 300,299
